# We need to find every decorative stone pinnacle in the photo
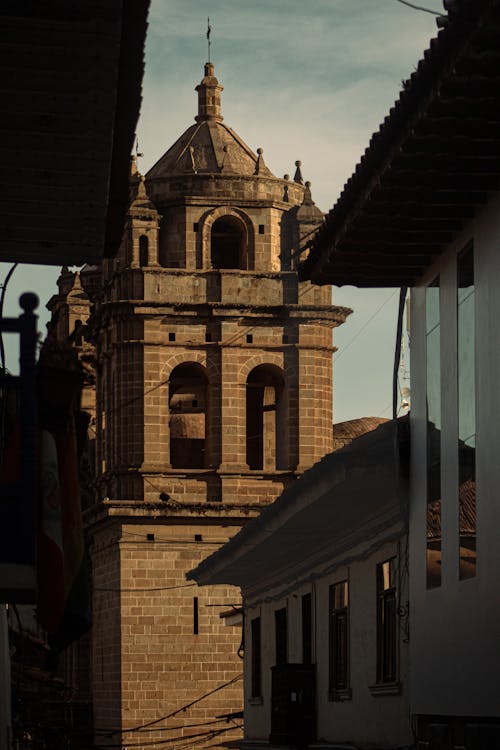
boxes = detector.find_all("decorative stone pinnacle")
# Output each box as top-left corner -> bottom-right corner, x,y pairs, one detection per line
294,160 -> 304,184
254,147 -> 266,175
195,62 -> 224,123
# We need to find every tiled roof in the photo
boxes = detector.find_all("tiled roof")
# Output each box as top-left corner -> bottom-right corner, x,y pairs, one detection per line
300,0 -> 500,287
333,416 -> 388,445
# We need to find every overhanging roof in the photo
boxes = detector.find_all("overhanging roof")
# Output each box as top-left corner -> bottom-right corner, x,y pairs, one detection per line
188,419 -> 408,594
299,0 -> 500,287
0,0 -> 150,266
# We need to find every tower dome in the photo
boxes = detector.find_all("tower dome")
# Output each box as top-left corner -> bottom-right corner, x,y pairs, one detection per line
147,63 -> 277,180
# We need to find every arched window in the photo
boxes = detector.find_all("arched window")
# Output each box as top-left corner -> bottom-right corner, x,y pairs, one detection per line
246,365 -> 287,470
211,216 -> 247,269
139,235 -> 149,266
169,363 -> 209,469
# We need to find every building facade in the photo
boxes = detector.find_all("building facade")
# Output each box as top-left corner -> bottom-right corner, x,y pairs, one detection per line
50,63 -> 349,748
190,419 -> 412,750
300,2 -> 500,746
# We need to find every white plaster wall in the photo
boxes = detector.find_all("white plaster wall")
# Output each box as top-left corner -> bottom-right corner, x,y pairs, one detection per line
409,190 -> 500,718
243,534 -> 411,747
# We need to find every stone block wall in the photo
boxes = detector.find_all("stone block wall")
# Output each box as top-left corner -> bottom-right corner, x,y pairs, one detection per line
114,520 -> 244,749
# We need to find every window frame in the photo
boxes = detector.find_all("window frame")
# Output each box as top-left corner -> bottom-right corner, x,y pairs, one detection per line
274,607 -> 287,666
375,558 -> 398,687
250,616 -> 262,699
328,580 -> 351,701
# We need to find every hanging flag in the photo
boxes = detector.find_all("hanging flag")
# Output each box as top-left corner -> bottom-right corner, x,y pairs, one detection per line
36,346 -> 91,654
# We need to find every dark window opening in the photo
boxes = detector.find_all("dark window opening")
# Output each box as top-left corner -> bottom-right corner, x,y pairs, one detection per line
246,334 -> 253,344
205,332 -> 212,342
457,244 -> 476,580
169,363 -> 209,469
211,216 -> 247,269
302,593 -> 312,665
275,607 -> 287,666
246,365 -> 287,471
193,222 -> 199,232
251,617 -> 262,698
139,234 -> 149,266
194,534 -> 202,542
259,224 -> 265,235
376,559 -> 397,684
146,533 -> 155,541
169,332 -> 176,342
329,581 -> 349,695
426,276 -> 442,589
193,597 -> 199,634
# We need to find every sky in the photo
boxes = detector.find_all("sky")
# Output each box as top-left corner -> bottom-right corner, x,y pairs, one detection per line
1,0 -> 443,421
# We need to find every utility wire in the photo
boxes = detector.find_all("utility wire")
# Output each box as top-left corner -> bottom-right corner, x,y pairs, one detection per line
394,0 -> 442,15
103,673 -> 242,736
94,582 -> 196,593
333,290 -> 397,364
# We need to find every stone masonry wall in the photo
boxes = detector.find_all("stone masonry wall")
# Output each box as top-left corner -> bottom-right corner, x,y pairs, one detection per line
118,521 -> 244,750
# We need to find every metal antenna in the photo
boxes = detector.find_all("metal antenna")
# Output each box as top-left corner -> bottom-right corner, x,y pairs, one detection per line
207,17 -> 211,63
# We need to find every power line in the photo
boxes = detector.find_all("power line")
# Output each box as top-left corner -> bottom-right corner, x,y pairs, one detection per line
102,673 -> 243,736
333,290 -> 397,364
393,0 -> 442,15
94,582 -> 196,593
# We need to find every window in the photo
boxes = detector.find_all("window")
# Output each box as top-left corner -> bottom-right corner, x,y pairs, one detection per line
246,365 -> 287,470
376,559 -> 397,684
329,581 -> 349,697
426,277 -> 442,589
302,593 -> 312,665
251,617 -> 262,698
211,216 -> 247,269
139,234 -> 149,266
274,607 -> 287,666
169,363 -> 209,469
457,245 -> 476,579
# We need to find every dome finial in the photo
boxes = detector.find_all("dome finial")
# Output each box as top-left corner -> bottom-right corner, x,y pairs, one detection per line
195,61 -> 224,123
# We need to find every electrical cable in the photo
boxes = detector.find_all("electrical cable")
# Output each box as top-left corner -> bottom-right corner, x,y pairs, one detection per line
394,0 -> 442,14
102,673 -> 242,736
333,290 -> 397,364
94,581 -> 196,593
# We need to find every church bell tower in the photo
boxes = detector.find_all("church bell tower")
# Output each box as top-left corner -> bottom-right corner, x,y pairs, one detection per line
79,63 -> 349,748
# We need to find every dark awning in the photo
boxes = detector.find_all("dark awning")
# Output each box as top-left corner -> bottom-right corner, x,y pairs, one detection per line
0,0 -> 150,265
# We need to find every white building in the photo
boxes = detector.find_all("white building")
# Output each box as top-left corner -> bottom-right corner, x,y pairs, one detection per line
300,1 -> 500,746
189,419 -> 412,749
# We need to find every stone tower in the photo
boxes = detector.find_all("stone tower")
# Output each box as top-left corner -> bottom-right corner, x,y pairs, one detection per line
57,63 -> 349,749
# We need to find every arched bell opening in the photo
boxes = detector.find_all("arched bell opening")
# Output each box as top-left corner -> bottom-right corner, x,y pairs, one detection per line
169,363 -> 209,469
246,364 -> 288,471
210,215 -> 248,270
